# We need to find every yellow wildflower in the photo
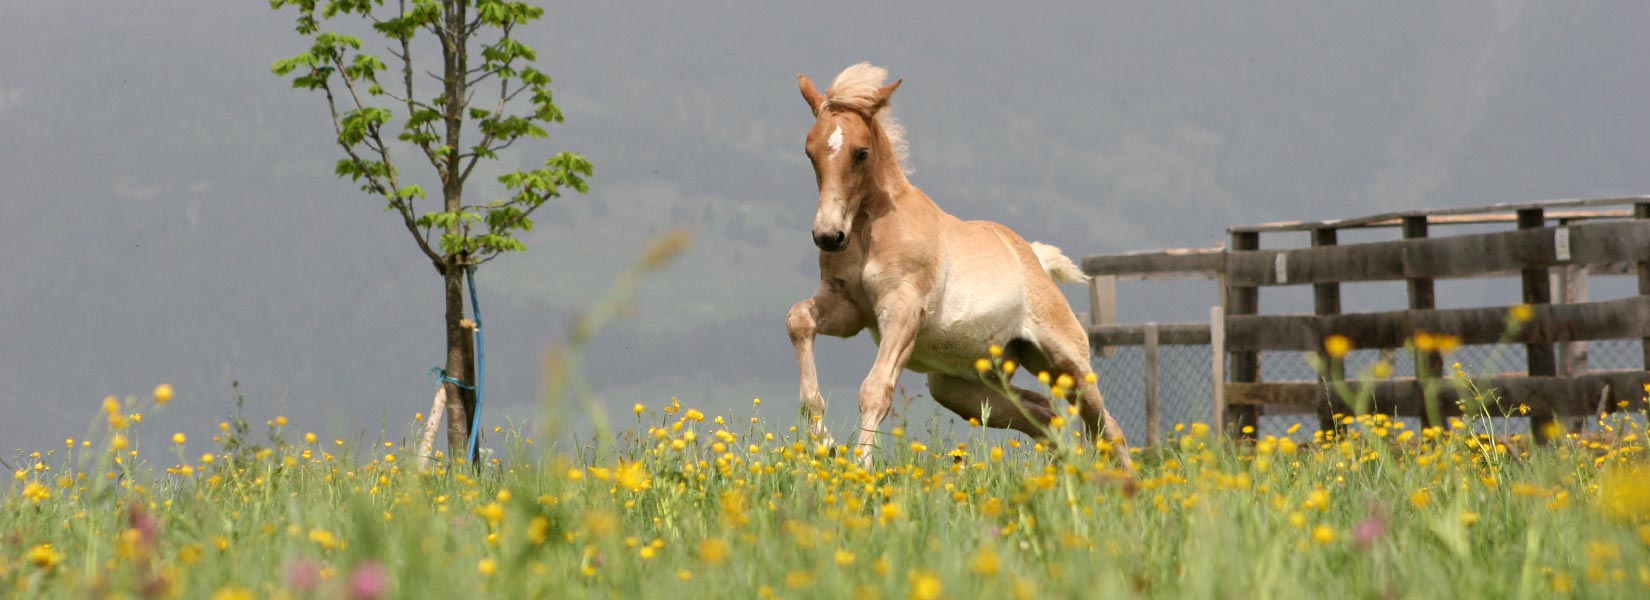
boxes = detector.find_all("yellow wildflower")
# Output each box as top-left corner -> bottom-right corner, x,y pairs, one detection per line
28,544 -> 62,569
970,547 -> 1001,576
698,538 -> 730,565
1434,335 -> 1461,354
911,570 -> 943,600
1601,465 -> 1650,521
1312,524 -> 1337,544
21,481 -> 50,504
616,461 -> 652,492
476,502 -> 506,527
528,516 -> 551,545
785,570 -> 815,589
308,528 -> 338,550
835,548 -> 856,567
1324,335 -> 1352,359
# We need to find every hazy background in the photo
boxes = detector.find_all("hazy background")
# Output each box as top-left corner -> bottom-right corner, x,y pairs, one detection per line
2,1 -> 1646,456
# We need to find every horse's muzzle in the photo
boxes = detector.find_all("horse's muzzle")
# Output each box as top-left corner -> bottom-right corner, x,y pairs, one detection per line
813,230 -> 848,252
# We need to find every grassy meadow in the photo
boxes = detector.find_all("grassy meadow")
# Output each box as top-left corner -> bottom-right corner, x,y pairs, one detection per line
5,366 -> 1650,599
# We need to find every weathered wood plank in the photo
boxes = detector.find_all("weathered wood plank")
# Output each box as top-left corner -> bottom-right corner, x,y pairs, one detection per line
1637,203 -> 1650,371
1223,296 -> 1650,352
1089,322 -> 1213,347
1076,246 -> 1638,284
1225,221 -> 1650,287
1143,323 -> 1160,446
1089,276 -> 1118,357
1081,247 -> 1226,280
1519,208 -> 1560,442
416,386 -> 447,469
1228,196 -> 1650,234
1312,226 -> 1344,433
1555,255 -> 1590,433
1224,371 -> 1650,417
1228,231 -> 1261,439
1403,215 -> 1445,427
1211,306 -> 1227,436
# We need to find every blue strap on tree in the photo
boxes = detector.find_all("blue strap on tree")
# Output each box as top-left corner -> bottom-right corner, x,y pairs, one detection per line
428,367 -> 475,390
465,266 -> 486,464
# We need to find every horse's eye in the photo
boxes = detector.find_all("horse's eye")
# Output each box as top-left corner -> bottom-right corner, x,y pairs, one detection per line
853,148 -> 870,162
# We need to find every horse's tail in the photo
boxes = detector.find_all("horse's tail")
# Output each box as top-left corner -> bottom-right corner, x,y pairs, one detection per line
1030,242 -> 1089,284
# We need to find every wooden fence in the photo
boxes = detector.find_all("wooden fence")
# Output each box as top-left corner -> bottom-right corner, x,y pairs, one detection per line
1082,196 -> 1650,442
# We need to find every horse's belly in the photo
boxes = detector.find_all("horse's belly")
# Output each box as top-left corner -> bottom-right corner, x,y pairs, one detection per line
905,289 -> 1024,375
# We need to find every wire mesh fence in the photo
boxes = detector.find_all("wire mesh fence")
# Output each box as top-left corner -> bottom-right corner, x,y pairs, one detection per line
1092,344 -> 1216,444
1093,337 -> 1646,443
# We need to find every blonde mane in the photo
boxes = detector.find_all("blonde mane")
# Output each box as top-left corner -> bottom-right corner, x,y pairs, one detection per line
821,62 -> 911,173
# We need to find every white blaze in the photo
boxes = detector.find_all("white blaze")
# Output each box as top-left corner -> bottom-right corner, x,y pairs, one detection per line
827,125 -> 843,158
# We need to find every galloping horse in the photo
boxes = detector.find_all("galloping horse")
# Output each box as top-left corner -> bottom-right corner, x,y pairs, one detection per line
785,63 -> 1133,472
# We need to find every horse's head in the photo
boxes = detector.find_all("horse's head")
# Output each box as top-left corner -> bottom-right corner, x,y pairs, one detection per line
798,64 -> 904,252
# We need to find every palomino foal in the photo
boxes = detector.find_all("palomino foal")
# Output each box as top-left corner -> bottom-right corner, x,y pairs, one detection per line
785,63 -> 1133,472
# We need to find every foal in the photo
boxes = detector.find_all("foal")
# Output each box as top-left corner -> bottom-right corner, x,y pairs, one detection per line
785,63 -> 1132,472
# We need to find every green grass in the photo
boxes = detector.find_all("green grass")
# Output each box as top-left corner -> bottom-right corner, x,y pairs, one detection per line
5,384 -> 1650,600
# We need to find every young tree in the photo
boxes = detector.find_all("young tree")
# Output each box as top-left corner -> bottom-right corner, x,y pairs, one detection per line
270,0 -> 591,460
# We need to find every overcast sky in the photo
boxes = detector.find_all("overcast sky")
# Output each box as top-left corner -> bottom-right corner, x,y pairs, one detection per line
2,1 -> 1646,457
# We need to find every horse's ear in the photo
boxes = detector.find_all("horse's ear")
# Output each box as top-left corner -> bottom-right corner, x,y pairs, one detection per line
872,78 -> 903,112
798,74 -> 824,115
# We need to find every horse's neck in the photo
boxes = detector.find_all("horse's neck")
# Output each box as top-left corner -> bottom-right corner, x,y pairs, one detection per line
894,181 -> 948,219
856,184 -> 947,257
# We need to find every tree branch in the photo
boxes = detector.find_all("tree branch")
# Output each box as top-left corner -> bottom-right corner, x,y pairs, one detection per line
394,0 -> 446,179
457,24 -> 518,187
327,53 -> 442,266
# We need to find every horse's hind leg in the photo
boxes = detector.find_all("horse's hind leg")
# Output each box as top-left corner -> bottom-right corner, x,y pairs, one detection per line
786,290 -> 863,445
927,374 -> 1059,438
1032,324 -> 1135,473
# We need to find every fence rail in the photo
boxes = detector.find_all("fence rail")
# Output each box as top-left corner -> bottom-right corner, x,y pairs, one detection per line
1225,296 -> 1650,352
1082,195 -> 1650,444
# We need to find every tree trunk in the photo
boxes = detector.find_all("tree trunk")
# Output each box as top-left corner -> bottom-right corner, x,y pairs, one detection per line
442,266 -> 477,461
438,0 -> 475,462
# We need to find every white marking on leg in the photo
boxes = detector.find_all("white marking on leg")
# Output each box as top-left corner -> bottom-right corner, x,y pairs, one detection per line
828,125 -> 843,158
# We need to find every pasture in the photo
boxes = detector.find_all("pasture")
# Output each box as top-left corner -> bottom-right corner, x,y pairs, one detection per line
6,369 -> 1649,599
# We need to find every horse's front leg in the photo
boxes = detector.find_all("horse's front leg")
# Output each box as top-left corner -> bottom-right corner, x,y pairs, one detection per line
854,288 -> 924,465
786,290 -> 863,446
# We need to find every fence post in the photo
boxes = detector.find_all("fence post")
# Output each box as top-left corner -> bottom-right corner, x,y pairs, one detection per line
1143,322 -> 1161,446
1637,203 -> 1650,377
1210,306 -> 1227,437
1312,227 -> 1345,433
1554,217 -> 1589,433
1518,208 -> 1558,443
1090,275 -> 1118,357
1403,216 -> 1446,428
1228,231 -> 1260,440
